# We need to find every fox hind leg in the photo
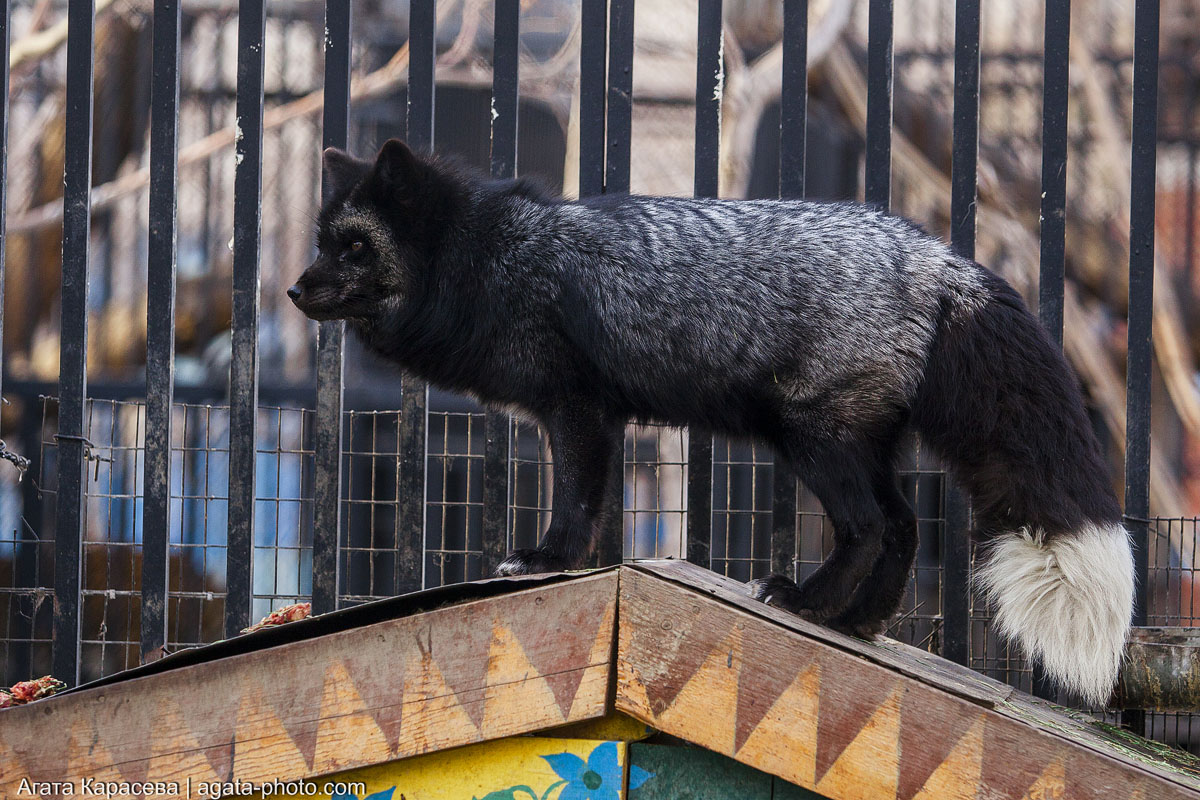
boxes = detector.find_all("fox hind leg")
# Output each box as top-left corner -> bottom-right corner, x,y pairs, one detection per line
748,442 -> 887,623
826,472 -> 918,638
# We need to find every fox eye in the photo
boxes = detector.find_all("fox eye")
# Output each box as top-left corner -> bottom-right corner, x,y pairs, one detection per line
350,240 -> 364,253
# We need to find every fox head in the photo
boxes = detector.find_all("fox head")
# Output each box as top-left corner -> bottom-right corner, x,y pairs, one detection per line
289,139 -> 459,322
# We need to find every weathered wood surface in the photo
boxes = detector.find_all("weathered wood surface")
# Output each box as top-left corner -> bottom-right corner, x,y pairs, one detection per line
1117,627 -> 1200,711
0,571 -> 617,800
630,559 -> 1014,708
615,563 -> 1200,800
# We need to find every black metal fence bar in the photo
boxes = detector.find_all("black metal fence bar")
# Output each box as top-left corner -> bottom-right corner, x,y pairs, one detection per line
864,0 -> 893,209
1126,0 -> 1160,629
1038,0 -> 1070,347
140,0 -> 182,661
0,0 -> 9,410
52,0 -> 96,687
1029,0 -> 1072,701
605,0 -> 634,196
482,0 -> 520,575
772,0 -> 805,578
780,0 -> 807,200
578,0 -> 606,199
942,0 -> 981,669
312,1 -> 352,615
687,0 -> 721,570
1123,0 -> 1159,736
599,0 -> 635,568
405,0 -> 434,591
226,0 -> 267,638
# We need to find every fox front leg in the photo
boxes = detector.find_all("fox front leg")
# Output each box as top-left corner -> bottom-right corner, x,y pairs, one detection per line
495,406 -> 624,576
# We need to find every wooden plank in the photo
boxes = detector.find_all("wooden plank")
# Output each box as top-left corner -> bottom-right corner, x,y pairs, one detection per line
0,572 -> 618,799
614,567 -> 1200,800
629,559 -> 1013,707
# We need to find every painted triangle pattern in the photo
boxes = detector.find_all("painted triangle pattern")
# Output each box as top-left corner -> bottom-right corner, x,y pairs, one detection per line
654,625 -> 744,754
343,630 -> 408,751
735,660 -> 821,788
896,688 -> 982,800
909,716 -> 985,800
814,684 -> 902,799
641,615 -> 735,717
148,697 -> 224,785
734,624 -> 817,753
511,592 -> 616,718
314,661 -> 392,773
481,617 -> 567,736
814,666 -> 900,784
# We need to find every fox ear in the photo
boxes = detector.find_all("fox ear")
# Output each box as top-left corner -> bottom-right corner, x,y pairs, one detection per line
373,138 -> 422,187
321,147 -> 369,205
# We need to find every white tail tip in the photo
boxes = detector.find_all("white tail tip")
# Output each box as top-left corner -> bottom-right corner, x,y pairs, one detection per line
974,523 -> 1134,706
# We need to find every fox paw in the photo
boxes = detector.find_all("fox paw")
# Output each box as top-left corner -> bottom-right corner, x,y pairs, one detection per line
495,548 -> 569,577
746,574 -> 824,622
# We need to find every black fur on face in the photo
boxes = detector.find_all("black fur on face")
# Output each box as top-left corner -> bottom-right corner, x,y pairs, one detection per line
288,139 -> 464,322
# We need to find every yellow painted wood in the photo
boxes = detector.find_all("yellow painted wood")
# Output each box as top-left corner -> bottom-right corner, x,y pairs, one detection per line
248,737 -> 635,800
541,709 -> 655,743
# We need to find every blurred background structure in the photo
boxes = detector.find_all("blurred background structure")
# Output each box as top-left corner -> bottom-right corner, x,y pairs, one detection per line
2,0 -> 1200,748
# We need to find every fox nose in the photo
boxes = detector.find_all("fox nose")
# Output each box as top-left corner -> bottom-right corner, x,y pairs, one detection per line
287,284 -> 304,301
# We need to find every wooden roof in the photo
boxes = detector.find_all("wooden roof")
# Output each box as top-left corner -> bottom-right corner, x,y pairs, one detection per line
3,561 -> 1200,800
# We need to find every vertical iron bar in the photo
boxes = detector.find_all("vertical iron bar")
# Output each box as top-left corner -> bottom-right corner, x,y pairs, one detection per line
1032,0 -> 1071,701
404,0 -> 434,591
140,0 -> 182,662
312,1 -> 352,614
780,0 -> 807,199
0,0 -> 9,407
1038,0 -> 1070,347
482,0 -> 519,574
578,0 -> 607,198
694,0 -> 721,200
594,0 -> 635,568
53,0 -> 96,687
1123,0 -> 1159,734
688,0 -> 721,569
773,0 -> 805,577
604,0 -> 634,195
226,0 -> 266,638
490,0 -> 519,179
864,0 -> 893,209
943,0 -> 980,669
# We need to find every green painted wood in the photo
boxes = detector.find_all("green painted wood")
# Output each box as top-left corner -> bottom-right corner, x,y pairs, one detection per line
629,742 -> 829,799
771,777 -> 829,800
630,743 -> 772,798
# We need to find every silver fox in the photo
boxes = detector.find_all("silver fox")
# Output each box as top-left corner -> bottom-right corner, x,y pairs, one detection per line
290,140 -> 1133,705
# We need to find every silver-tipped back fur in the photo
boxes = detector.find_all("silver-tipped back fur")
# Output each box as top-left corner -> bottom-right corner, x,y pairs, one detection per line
974,523 -> 1134,706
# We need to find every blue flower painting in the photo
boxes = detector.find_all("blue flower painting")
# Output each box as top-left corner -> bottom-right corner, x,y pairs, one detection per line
542,742 -> 651,800
473,741 -> 653,800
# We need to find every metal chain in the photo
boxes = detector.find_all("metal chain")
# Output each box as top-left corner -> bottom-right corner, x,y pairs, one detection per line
0,439 -> 31,480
